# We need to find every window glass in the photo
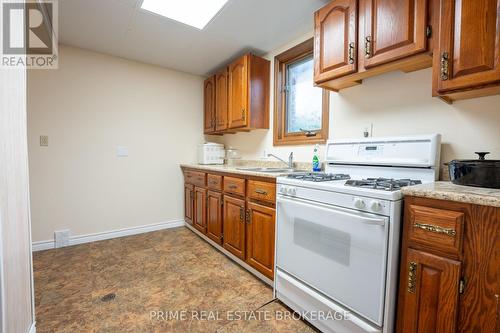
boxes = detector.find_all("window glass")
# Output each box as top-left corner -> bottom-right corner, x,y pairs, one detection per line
285,55 -> 323,134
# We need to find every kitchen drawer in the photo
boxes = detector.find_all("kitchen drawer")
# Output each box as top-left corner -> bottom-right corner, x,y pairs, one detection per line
207,174 -> 223,191
407,204 -> 464,256
184,170 -> 206,187
223,176 -> 245,196
247,180 -> 276,204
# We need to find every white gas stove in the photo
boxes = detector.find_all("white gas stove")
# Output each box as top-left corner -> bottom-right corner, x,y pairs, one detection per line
274,135 -> 441,333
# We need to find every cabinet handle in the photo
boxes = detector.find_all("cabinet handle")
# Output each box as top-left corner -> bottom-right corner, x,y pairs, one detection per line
440,52 -> 449,81
413,222 -> 456,237
348,42 -> 355,64
407,261 -> 417,293
245,209 -> 252,224
241,108 -> 246,120
364,36 -> 371,58
239,207 -> 244,220
228,184 -> 238,189
254,188 -> 268,195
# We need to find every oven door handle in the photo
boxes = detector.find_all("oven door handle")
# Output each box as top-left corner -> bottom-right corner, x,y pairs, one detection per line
277,195 -> 387,226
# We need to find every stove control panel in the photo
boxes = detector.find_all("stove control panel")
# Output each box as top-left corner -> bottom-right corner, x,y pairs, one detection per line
352,197 -> 388,214
279,185 -> 297,196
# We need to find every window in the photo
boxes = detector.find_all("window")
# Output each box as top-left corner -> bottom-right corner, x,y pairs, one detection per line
274,38 -> 329,146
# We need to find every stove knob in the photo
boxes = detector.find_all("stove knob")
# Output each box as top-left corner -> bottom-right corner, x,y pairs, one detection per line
370,200 -> 383,212
280,186 -> 288,194
354,198 -> 366,209
287,187 -> 297,196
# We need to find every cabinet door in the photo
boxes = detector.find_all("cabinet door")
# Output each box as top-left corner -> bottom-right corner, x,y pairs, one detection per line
228,55 -> 248,129
435,0 -> 500,92
203,76 -> 216,134
363,0 -> 429,69
246,201 -> 275,280
184,184 -> 194,225
223,195 -> 246,259
314,0 -> 358,83
193,187 -> 207,234
215,69 -> 229,132
206,191 -> 223,245
399,248 -> 461,333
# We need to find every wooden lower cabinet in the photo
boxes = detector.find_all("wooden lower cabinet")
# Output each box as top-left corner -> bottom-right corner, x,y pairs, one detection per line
222,195 -> 246,260
400,249 -> 461,333
193,187 -> 207,234
206,190 -> 223,245
182,168 -> 277,280
246,201 -> 275,279
397,197 -> 500,333
184,184 -> 194,225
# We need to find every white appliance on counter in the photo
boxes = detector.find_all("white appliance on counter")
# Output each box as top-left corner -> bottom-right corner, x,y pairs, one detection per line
197,142 -> 225,165
274,134 -> 441,333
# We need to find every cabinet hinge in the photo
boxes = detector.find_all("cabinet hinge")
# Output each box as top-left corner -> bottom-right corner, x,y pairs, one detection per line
426,25 -> 432,38
459,278 -> 466,294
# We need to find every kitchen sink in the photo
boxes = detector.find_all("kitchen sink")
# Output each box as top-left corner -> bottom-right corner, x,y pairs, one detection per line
236,167 -> 304,173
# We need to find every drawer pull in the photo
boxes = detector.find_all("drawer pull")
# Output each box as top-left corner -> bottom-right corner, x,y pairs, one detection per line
407,262 -> 417,293
413,222 -> 456,237
228,184 -> 238,189
254,188 -> 268,195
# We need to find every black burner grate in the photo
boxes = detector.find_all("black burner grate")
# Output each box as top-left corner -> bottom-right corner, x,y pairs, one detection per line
287,172 -> 351,182
345,178 -> 422,191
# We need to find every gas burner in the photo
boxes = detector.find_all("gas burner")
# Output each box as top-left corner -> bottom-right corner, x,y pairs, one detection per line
287,172 -> 351,182
345,178 -> 422,191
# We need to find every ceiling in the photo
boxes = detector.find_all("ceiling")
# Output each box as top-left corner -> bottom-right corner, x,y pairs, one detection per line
58,0 -> 329,76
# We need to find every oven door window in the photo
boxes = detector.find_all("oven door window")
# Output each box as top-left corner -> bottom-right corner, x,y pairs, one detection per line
276,196 -> 389,326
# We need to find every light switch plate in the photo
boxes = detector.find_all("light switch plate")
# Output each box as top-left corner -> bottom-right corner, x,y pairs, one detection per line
117,146 -> 129,157
40,135 -> 49,146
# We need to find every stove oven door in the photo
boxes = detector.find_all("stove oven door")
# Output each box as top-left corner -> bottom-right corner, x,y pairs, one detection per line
276,195 -> 389,326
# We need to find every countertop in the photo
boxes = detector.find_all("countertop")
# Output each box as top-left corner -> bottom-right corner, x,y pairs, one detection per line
180,161 -> 311,179
402,181 -> 500,208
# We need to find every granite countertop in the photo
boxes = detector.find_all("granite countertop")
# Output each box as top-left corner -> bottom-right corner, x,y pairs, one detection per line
180,160 -> 312,179
402,181 -> 500,208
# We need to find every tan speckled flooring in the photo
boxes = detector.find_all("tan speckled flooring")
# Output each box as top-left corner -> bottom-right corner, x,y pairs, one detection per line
34,227 -> 318,333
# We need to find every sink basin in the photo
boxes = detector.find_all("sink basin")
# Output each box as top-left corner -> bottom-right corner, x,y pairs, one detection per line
236,167 -> 304,173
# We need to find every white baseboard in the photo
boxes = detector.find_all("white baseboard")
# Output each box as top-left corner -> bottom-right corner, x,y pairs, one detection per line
28,321 -> 36,333
32,219 -> 185,252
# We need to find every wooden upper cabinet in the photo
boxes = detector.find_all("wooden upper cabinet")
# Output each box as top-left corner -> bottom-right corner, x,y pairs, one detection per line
314,0 -> 358,83
434,0 -> 500,95
246,201 -> 276,279
399,249 -> 461,333
223,195 -> 246,260
215,69 -> 229,132
363,0 -> 429,69
227,54 -> 270,131
228,55 -> 249,129
203,76 -> 216,134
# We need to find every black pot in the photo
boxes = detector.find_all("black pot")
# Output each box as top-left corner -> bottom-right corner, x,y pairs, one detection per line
446,152 -> 500,189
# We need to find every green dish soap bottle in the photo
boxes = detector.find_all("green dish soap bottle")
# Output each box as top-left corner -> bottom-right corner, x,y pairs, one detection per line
312,144 -> 321,172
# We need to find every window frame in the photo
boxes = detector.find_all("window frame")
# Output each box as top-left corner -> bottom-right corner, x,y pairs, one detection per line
273,38 -> 329,146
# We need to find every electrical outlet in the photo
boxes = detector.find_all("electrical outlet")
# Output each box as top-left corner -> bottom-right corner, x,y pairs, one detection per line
117,146 -> 129,157
40,135 -> 49,146
54,229 -> 70,248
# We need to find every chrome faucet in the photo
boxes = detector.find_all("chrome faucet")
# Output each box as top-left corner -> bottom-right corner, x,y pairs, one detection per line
267,152 -> 294,169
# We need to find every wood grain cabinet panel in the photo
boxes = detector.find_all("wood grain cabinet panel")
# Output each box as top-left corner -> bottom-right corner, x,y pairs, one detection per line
207,174 -> 223,191
223,195 -> 246,260
397,197 -> 500,333
314,0 -> 358,82
228,55 -> 249,129
184,184 -> 194,225
363,0 -> 429,68
247,180 -> 276,204
223,176 -> 246,196
246,201 -> 276,279
203,76 -> 216,134
206,190 -> 223,245
400,249 -> 461,333
193,187 -> 207,234
434,0 -> 500,95
215,69 -> 229,132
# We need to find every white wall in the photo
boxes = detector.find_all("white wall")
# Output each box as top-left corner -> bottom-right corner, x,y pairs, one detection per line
28,45 -> 204,242
209,34 -> 500,168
